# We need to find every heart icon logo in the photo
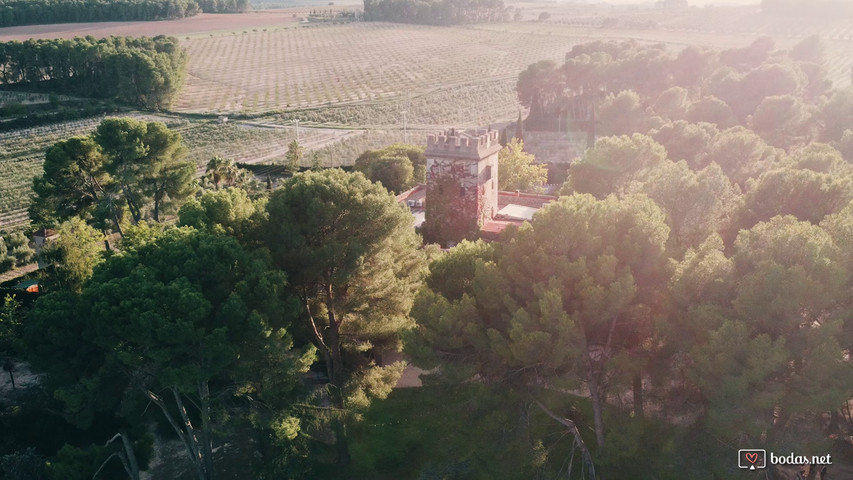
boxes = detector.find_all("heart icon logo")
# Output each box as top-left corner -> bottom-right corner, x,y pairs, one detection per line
738,449 -> 766,470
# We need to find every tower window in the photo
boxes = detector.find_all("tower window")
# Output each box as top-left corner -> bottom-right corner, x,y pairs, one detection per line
484,165 -> 492,181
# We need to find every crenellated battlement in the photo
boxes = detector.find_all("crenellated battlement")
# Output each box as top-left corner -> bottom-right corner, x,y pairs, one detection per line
425,127 -> 501,159
422,126 -> 501,246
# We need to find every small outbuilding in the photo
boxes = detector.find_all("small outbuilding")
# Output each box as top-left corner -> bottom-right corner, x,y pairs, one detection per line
12,279 -> 39,293
32,228 -> 59,269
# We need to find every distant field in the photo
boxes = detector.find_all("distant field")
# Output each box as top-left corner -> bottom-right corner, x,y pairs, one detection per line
174,22 -> 584,113
175,14 -> 852,116
252,78 -> 518,130
0,11 -> 307,41
3,4 -> 853,232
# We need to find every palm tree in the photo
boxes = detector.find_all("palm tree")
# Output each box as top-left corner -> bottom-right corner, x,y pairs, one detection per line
204,156 -> 243,190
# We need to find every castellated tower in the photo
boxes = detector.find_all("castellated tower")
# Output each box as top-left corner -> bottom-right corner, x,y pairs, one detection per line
422,128 -> 501,246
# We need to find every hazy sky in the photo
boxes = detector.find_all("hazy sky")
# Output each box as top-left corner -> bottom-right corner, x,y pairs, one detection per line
683,0 -> 759,3
685,0 -> 758,3
602,0 -> 759,4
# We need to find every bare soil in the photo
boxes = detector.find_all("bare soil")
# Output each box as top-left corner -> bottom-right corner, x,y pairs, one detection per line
0,263 -> 37,284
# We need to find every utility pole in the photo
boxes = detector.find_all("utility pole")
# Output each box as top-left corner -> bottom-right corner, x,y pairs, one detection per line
587,95 -> 598,149
404,92 -> 410,142
294,119 -> 300,141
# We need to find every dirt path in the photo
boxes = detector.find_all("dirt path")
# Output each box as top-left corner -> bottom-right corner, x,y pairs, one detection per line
235,123 -> 362,165
0,263 -> 38,284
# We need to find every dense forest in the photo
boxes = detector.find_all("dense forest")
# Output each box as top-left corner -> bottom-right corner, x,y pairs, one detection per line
484,34 -> 853,477
2,36 -> 853,479
517,36 -> 848,140
363,0 -> 507,25
0,36 -> 188,109
0,0 -> 249,28
194,0 -> 248,14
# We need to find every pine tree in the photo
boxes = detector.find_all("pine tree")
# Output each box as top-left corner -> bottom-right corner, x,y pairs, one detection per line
285,140 -> 304,175
264,169 -> 426,465
410,194 -> 672,449
515,111 -> 524,144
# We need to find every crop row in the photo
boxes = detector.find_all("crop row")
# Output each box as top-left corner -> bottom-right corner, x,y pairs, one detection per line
292,129 -> 421,169
0,159 -> 43,231
175,121 -> 329,167
175,22 -> 583,113
0,91 -> 73,105
256,78 -> 519,129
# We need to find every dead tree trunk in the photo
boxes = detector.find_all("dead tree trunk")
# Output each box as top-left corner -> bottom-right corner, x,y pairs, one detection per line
326,293 -> 351,466
632,372 -> 644,418
534,399 -> 596,480
171,386 -> 210,480
118,432 -> 141,480
92,432 -> 140,480
141,387 -> 208,480
587,359 -> 606,449
199,381 -> 215,480
2,358 -> 14,390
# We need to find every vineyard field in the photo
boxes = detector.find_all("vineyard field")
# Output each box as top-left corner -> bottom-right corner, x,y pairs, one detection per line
172,120 -> 332,167
5,4 -> 853,233
176,17 -> 852,117
256,78 -> 519,129
0,115 -> 338,231
175,23 -> 586,113
305,129 -> 421,168
0,117 -> 104,232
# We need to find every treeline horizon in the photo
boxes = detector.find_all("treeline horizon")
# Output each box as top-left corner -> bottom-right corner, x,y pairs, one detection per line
761,0 -> 853,17
517,35 -> 844,145
0,36 -> 188,110
363,0 -> 507,25
0,0 -> 249,28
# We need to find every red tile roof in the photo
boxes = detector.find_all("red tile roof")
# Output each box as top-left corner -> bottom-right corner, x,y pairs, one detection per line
33,228 -> 57,238
396,184 -> 426,204
480,219 -> 526,240
497,191 -> 557,209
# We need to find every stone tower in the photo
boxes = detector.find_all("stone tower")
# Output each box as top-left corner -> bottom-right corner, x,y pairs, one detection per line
422,128 -> 501,246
